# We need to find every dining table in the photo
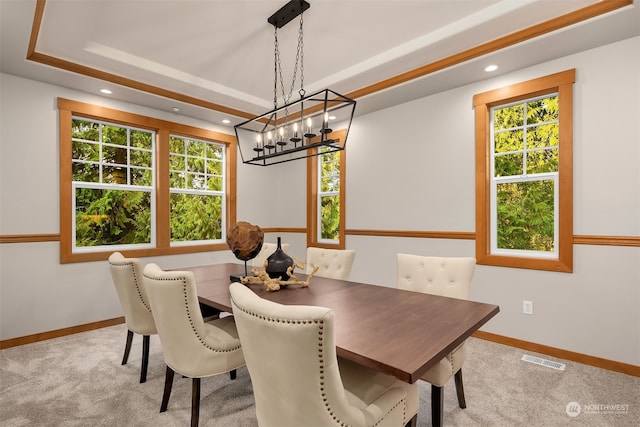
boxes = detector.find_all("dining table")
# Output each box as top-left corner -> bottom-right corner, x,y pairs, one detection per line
183,262 -> 500,384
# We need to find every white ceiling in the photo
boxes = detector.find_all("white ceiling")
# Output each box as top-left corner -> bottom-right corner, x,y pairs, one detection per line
1,0 -> 638,127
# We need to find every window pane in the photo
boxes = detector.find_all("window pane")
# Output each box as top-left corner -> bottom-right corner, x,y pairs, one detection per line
496,180 -> 555,252
170,193 -> 222,241
494,104 -> 524,130
206,159 -> 223,175
102,125 -> 127,146
170,136 -> 185,154
72,140 -> 100,162
72,119 -> 100,141
130,149 -> 152,167
494,129 -> 524,153
320,195 -> 340,240
187,173 -> 206,190
103,165 -> 128,184
131,130 -> 152,149
526,148 -> 558,174
72,162 -> 99,182
103,144 -> 127,166
75,188 -> 151,247
207,176 -> 223,191
130,168 -> 152,186
170,154 -> 185,171
494,153 -> 523,177
186,140 -> 204,157
527,123 -> 558,148
170,171 -> 185,188
187,156 -> 205,174
526,96 -> 558,124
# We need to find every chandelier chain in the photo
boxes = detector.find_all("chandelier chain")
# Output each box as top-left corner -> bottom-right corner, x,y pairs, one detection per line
273,12 -> 305,110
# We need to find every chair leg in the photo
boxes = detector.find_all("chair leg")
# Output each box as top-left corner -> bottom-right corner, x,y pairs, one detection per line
160,366 -> 175,413
122,330 -> 134,365
191,378 -> 201,427
431,384 -> 443,427
454,369 -> 467,409
229,369 -> 236,380
140,335 -> 150,383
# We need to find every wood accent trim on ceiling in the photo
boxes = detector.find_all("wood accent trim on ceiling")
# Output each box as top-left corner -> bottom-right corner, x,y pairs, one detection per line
27,0 -> 633,119
345,0 -> 633,100
473,330 -> 640,377
28,1 -> 255,121
1,232 -> 639,247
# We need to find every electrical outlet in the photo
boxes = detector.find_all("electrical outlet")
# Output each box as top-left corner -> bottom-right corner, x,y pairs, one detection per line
523,300 -> 533,315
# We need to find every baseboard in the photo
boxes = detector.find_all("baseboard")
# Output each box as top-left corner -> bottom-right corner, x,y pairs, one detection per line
0,317 -> 125,349
473,330 -> 640,377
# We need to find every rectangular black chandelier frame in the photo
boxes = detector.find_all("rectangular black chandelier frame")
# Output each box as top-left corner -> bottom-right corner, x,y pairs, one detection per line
234,88 -> 356,166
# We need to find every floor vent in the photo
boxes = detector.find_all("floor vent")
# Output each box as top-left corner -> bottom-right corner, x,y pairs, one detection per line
521,354 -> 566,371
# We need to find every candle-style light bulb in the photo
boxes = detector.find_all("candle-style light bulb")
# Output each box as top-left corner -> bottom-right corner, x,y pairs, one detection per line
304,117 -> 315,138
322,112 -> 333,134
290,122 -> 301,144
277,126 -> 286,147
253,134 -> 264,153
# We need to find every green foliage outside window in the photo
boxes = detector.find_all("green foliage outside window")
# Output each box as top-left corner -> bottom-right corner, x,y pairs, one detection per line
72,119 -> 153,248
493,95 -> 558,252
75,188 -> 151,246
169,136 -> 225,242
319,149 -> 340,240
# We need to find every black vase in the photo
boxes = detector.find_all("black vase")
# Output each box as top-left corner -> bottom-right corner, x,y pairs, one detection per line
265,237 -> 294,280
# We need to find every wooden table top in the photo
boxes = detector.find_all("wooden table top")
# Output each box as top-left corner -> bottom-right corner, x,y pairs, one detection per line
184,263 -> 500,384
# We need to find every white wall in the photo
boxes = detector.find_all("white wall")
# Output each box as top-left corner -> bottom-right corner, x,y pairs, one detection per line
345,36 -> 640,366
1,36 -> 638,366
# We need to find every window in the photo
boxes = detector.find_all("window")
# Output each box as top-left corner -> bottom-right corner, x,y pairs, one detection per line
72,118 -> 155,250
169,135 -> 226,243
473,69 -> 574,272
59,98 -> 236,263
307,129 -> 347,249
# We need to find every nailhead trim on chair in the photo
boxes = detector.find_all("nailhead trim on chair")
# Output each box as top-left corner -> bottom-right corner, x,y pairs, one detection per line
146,273 -> 241,353
117,259 -> 152,312
232,301 -> 407,427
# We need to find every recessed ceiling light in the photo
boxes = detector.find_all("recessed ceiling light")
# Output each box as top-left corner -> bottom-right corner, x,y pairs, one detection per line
485,65 -> 498,72
222,119 -> 230,124
172,107 -> 180,112
100,88 -> 112,94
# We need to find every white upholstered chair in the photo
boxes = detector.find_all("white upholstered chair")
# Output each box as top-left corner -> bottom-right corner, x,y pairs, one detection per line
229,282 -> 418,427
108,252 -> 157,383
143,264 -> 245,427
306,247 -> 356,280
252,241 -> 290,268
396,253 -> 476,427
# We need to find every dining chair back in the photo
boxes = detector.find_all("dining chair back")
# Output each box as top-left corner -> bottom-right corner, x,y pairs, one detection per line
143,263 -> 245,427
396,253 -> 476,427
229,282 -> 418,427
108,251 -> 157,383
306,247 -> 356,280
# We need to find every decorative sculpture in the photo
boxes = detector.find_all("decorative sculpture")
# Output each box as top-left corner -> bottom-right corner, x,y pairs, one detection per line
241,256 -> 319,291
227,221 -> 264,276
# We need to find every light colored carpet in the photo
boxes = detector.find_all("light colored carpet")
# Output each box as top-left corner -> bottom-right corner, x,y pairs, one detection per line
1,324 -> 638,426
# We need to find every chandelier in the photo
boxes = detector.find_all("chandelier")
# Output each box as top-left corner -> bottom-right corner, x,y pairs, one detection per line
234,0 -> 356,166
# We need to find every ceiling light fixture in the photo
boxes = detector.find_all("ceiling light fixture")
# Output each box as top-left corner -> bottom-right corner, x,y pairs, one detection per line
100,88 -> 112,94
234,0 -> 356,166
485,64 -> 498,72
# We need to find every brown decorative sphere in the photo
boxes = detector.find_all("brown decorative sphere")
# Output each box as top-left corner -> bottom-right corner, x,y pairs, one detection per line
227,221 -> 264,261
